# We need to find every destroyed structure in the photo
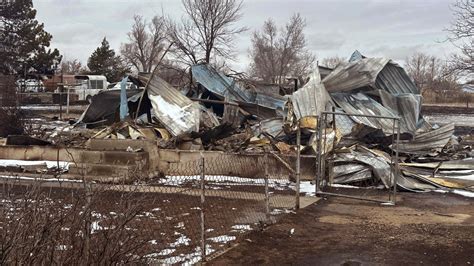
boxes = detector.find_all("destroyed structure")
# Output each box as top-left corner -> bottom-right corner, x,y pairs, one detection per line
2,51 -> 473,195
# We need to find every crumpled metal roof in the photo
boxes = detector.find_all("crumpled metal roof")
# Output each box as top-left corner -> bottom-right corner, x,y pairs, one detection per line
192,64 -> 255,102
291,70 -> 332,119
377,90 -> 424,135
331,92 -> 404,134
391,123 -> 455,155
323,58 -> 419,95
139,74 -> 200,137
191,64 -> 287,111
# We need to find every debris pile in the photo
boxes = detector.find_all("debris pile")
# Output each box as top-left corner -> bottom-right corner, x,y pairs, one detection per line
7,50 -> 472,194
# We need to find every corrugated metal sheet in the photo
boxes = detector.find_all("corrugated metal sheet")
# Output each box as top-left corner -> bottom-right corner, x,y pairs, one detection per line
251,117 -> 284,139
291,71 -> 332,119
349,50 -> 365,62
322,57 -> 419,95
392,123 -> 455,155
400,159 -> 474,170
375,63 -> 419,95
191,64 -> 287,112
331,92 -> 404,134
191,64 -> 255,102
139,74 -> 200,137
400,160 -> 474,190
377,90 -> 423,135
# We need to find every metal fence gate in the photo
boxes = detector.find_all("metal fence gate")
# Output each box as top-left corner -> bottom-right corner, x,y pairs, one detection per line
315,111 -> 400,204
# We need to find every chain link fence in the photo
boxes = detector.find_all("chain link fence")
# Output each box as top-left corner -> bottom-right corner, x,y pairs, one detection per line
0,150 -> 306,264
315,111 -> 400,204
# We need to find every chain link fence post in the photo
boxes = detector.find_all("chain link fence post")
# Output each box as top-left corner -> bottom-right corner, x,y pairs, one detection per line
295,124 -> 301,210
264,153 -> 270,222
315,115 -> 323,196
200,154 -> 206,262
393,119 -> 401,205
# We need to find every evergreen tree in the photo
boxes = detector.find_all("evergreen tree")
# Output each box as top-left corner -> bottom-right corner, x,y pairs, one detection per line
0,0 -> 62,76
87,38 -> 129,82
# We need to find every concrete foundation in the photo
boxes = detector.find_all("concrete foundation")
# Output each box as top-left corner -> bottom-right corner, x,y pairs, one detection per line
0,139 -> 316,181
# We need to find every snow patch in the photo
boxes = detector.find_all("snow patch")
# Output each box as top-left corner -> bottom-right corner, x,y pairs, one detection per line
0,159 -> 69,170
208,235 -> 236,244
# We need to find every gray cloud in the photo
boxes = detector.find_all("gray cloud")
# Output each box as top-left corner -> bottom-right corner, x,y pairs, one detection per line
34,0 -> 459,72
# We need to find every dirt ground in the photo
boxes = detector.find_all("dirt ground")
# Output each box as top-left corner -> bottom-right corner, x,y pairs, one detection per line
0,183 -> 275,263
210,191 -> 474,265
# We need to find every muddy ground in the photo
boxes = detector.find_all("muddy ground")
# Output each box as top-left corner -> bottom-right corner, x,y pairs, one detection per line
210,190 -> 474,265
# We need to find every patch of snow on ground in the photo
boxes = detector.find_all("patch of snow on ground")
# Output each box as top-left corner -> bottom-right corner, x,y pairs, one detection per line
145,248 -> 176,258
0,159 -> 70,170
161,245 -> 215,264
160,175 -> 292,190
231,224 -> 252,232
0,175 -> 82,183
170,234 -> 191,247
91,221 -> 102,234
298,181 -> 316,196
55,245 -> 69,251
207,235 -> 236,244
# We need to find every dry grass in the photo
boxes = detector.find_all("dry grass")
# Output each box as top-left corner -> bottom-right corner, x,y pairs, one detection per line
423,90 -> 474,106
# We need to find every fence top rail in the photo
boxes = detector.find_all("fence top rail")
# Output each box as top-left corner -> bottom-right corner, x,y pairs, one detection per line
321,111 -> 400,121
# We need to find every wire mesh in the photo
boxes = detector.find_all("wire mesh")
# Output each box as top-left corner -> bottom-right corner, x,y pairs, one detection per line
0,149 -> 304,264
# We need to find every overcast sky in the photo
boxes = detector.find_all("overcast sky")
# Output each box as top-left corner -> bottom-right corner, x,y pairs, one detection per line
34,0 -> 459,72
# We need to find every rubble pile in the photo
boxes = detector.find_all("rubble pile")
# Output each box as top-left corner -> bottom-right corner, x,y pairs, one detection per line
7,51 -> 472,194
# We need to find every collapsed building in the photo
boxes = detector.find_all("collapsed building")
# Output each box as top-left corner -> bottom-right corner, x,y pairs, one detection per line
1,51 -> 473,195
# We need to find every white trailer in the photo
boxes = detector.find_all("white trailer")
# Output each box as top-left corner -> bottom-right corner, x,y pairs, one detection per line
73,75 -> 108,102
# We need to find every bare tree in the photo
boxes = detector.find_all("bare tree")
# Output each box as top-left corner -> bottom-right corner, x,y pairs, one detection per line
405,53 -> 431,89
60,59 -> 87,74
446,0 -> 473,76
405,52 -> 459,92
167,0 -> 247,67
121,15 -> 168,73
249,13 -> 315,85
320,56 -> 346,69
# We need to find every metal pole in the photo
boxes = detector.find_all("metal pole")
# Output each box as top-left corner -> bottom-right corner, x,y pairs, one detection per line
317,191 -> 392,204
315,115 -> 323,195
393,119 -> 401,205
321,114 -> 328,189
59,73 -> 63,120
295,123 -> 301,210
200,154 -> 206,262
389,118 -> 395,202
66,86 -> 70,116
264,153 -> 270,221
